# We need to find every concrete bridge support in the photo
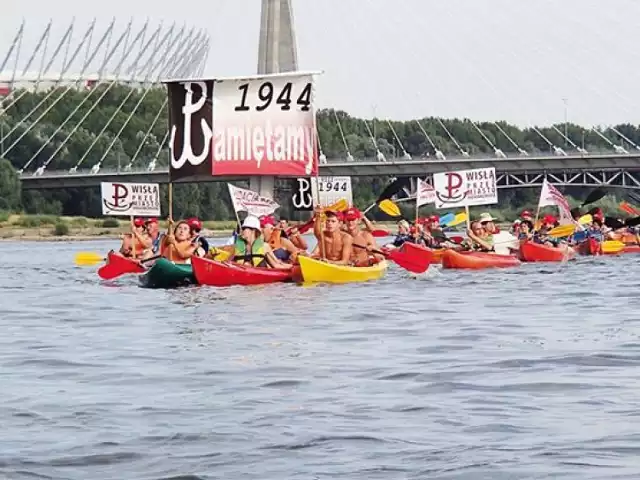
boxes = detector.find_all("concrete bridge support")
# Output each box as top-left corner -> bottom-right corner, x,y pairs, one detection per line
251,0 -> 299,200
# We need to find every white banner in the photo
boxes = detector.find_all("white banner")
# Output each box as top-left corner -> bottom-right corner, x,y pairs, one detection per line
101,182 -> 161,216
227,184 -> 280,217
433,167 -> 498,209
416,178 -> 436,207
312,176 -> 353,208
211,72 -> 320,177
538,179 -> 573,225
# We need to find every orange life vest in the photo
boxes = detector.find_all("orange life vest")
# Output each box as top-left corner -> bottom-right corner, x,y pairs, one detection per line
268,229 -> 282,250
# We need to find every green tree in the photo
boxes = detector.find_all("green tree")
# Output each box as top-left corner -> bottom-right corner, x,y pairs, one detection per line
0,157 -> 21,210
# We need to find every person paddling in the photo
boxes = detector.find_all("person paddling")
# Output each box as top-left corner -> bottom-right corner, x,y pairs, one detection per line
222,216 -> 292,269
311,207 -> 353,265
162,220 -> 198,264
186,217 -> 209,256
260,215 -> 305,263
343,207 -> 384,266
119,217 -> 151,259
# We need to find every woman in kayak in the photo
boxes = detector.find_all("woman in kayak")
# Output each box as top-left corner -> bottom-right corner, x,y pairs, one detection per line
260,215 -> 305,263
162,220 -> 199,264
119,217 -> 152,259
386,220 -> 411,248
216,216 -> 293,269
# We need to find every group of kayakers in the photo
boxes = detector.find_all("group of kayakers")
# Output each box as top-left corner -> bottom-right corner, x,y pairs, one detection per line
115,203 -> 639,268
116,206 -> 385,269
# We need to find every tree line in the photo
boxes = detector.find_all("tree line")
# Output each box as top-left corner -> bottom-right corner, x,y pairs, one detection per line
1,84 -> 638,220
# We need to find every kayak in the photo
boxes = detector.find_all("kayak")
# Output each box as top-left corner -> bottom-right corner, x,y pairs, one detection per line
297,256 -> 388,284
431,248 -> 445,264
191,256 -> 296,287
519,241 -> 575,263
139,258 -> 195,289
441,249 -> 521,270
98,251 -> 146,279
577,237 -> 602,256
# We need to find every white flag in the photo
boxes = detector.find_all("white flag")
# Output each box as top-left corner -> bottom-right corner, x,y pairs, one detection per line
416,179 -> 436,207
538,179 -> 573,225
227,184 -> 279,217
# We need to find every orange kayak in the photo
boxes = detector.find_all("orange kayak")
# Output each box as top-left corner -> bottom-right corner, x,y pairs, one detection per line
441,249 -> 521,270
519,241 -> 575,263
431,249 -> 445,264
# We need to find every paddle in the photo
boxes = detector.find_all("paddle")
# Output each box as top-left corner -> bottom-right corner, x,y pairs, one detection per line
96,254 -> 160,280
75,251 -> 108,266
371,229 -> 391,237
582,188 -> 607,207
378,199 -> 402,218
627,192 -> 640,206
578,214 -> 592,225
602,240 -> 626,254
354,242 -> 432,274
547,224 -> 576,238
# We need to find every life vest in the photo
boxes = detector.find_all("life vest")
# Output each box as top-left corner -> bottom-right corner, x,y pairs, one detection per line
233,237 -> 266,267
163,241 -> 191,263
268,229 -> 282,250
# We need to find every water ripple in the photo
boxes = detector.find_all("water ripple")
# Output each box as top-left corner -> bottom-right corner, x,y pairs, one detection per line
0,240 -> 639,479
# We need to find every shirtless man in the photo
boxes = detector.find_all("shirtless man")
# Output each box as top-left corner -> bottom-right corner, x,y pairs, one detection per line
311,207 -> 353,264
342,207 -> 385,266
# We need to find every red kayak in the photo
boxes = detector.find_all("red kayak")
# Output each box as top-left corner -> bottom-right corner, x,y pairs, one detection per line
191,256 -> 296,287
441,249 -> 521,270
98,251 -> 146,280
519,241 -> 576,263
577,237 -> 602,256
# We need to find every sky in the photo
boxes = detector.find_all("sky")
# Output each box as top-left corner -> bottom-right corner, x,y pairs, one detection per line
2,0 -> 640,128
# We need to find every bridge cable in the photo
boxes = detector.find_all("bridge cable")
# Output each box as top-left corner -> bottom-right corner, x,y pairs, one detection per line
15,19 -> 137,172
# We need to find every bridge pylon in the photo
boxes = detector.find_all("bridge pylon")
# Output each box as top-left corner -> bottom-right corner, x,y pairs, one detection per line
250,0 -> 299,201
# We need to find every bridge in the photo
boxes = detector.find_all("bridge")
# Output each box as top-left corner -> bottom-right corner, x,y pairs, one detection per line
3,2 -> 640,196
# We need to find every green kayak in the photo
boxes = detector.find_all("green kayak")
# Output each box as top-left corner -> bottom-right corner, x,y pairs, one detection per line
139,258 -> 195,289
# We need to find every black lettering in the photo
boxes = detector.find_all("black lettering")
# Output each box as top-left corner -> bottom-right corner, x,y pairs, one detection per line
277,82 -> 293,110
234,83 -> 250,111
297,83 -> 311,111
256,82 -> 274,111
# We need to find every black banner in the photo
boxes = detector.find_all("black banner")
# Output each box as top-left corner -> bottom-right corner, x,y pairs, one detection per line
290,177 -> 314,211
167,80 -> 215,181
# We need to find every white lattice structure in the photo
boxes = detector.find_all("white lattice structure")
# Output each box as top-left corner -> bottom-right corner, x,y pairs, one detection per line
0,18 -> 209,175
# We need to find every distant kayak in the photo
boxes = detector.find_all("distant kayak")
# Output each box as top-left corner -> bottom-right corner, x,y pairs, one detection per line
441,250 -> 521,270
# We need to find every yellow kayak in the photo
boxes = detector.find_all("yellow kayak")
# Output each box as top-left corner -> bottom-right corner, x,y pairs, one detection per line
297,256 -> 388,284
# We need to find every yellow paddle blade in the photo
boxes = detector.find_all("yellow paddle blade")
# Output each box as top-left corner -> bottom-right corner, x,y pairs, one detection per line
547,224 -> 576,238
579,214 -> 592,225
448,212 -> 468,227
378,199 -> 401,217
74,251 -> 105,266
602,240 -> 625,254
534,220 -> 542,230
328,198 -> 349,212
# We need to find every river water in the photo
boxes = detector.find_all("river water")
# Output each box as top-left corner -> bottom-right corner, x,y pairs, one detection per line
1,239 -> 640,480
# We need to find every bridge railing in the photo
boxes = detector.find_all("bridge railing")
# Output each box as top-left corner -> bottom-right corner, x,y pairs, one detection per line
18,148 -> 640,179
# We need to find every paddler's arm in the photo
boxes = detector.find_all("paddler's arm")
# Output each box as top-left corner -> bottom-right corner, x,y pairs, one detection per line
287,227 -> 308,250
263,244 -> 293,269
365,232 -> 385,261
168,238 -> 197,259
361,216 -> 375,233
467,229 -> 493,251
281,237 -> 304,260
331,233 -> 353,265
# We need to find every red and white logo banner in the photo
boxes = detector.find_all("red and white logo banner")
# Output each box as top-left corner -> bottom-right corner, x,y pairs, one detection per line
211,72 -> 319,177
538,179 -> 573,225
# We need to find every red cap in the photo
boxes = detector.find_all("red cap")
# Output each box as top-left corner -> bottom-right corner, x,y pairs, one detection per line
186,217 -> 202,230
145,217 -> 158,224
429,215 -> 439,223
409,226 -> 417,234
133,217 -> 145,227
343,207 -> 362,221
521,210 -> 533,218
260,215 -> 276,228
543,214 -> 556,225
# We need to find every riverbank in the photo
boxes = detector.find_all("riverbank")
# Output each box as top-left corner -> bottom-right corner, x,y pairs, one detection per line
0,215 -> 241,242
